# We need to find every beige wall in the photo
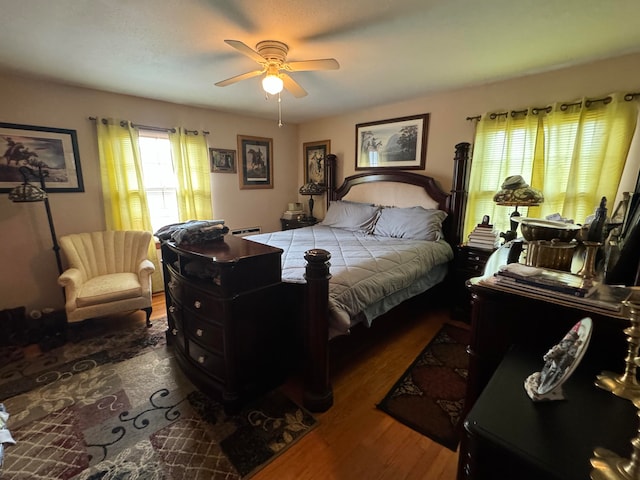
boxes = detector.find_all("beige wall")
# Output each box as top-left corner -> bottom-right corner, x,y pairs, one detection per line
0,73 -> 299,313
300,51 -> 640,219
2,51 -> 640,313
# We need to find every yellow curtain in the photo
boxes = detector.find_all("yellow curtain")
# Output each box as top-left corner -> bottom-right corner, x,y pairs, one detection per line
465,94 -> 639,241
168,128 -> 213,221
539,93 -> 638,224
464,111 -> 540,239
96,119 -> 163,292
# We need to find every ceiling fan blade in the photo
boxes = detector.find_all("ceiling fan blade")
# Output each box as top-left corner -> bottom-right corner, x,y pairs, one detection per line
286,58 -> 340,72
215,69 -> 264,87
281,73 -> 308,98
224,39 -> 266,63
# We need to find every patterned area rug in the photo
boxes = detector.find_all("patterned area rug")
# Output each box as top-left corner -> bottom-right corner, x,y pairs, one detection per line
377,323 -> 470,451
0,317 -> 316,479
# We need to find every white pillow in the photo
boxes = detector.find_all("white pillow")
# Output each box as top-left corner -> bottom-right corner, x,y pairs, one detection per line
320,200 -> 380,233
373,206 -> 447,241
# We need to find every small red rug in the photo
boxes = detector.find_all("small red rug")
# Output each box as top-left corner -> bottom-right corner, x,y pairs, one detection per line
377,323 -> 470,451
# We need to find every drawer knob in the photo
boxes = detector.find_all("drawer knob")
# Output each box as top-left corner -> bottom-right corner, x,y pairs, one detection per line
194,300 -> 202,309
196,328 -> 203,337
169,305 -> 176,313
197,355 -> 205,364
172,328 -> 178,336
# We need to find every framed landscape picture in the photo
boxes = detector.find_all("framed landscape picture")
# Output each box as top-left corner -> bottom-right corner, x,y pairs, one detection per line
0,122 -> 83,192
355,113 -> 429,170
237,134 -> 273,189
303,140 -> 330,185
210,148 -> 236,173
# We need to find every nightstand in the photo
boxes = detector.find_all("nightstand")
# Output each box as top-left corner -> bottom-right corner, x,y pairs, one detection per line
280,217 -> 318,230
451,245 -> 495,321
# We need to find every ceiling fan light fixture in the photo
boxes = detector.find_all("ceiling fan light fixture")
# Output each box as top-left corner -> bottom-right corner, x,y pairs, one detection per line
262,73 -> 283,95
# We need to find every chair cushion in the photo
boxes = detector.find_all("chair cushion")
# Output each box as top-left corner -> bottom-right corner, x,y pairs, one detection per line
76,273 -> 143,308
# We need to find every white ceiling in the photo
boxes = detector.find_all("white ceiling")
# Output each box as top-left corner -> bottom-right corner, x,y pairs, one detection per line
1,0 -> 640,124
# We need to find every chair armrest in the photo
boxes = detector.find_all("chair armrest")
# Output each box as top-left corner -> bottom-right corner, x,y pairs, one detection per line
138,259 -> 156,295
58,268 -> 83,312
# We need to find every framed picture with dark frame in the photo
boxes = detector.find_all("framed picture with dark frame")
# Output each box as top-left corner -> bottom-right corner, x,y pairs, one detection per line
237,134 -> 273,189
210,148 -> 237,173
0,122 -> 83,192
303,139 -> 330,185
355,113 -> 429,170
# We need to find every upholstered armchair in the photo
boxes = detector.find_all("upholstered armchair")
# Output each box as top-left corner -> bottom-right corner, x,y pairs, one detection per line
58,230 -> 155,327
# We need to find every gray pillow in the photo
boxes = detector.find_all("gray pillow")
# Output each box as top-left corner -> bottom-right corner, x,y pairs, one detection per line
320,200 -> 380,233
373,206 -> 447,241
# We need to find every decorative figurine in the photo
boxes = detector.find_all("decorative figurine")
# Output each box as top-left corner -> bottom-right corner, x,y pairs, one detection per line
524,318 -> 593,401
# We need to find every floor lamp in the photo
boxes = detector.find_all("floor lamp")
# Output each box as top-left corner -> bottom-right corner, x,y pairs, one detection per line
9,165 -> 63,277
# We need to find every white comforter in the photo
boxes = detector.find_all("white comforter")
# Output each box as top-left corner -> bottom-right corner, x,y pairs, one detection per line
247,225 -> 454,337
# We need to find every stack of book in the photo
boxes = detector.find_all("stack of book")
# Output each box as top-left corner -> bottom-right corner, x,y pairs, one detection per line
467,222 -> 500,250
281,209 -> 304,220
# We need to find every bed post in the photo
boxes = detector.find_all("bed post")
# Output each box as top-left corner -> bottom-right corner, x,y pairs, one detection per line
303,248 -> 333,412
325,153 -> 337,208
450,142 -> 471,247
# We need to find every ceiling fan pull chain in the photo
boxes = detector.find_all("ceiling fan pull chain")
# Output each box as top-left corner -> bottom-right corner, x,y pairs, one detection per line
278,93 -> 283,128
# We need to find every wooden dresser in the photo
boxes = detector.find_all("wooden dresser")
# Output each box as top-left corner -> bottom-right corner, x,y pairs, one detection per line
160,235 -> 294,412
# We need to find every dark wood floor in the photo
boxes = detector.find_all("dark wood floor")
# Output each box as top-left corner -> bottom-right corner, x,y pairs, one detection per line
147,292 -> 462,479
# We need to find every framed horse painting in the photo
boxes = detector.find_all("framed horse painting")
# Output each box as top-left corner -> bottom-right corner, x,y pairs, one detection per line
0,122 -> 83,192
237,134 -> 273,189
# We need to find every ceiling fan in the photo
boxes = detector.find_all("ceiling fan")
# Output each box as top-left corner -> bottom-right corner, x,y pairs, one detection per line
215,39 -> 340,98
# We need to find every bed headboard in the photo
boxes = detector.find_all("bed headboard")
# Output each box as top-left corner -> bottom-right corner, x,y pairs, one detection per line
324,142 -> 471,246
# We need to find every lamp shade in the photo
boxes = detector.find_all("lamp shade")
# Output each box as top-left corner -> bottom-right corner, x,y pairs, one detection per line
9,182 -> 47,202
299,182 -> 326,196
493,175 -> 544,206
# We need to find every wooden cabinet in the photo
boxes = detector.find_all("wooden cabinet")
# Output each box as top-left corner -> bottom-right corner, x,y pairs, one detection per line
280,217 -> 318,230
463,347 -> 636,480
451,245 -> 495,321
457,245 -> 629,479
161,235 -> 295,412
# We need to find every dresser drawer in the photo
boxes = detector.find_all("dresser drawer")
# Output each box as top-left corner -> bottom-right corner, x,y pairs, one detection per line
187,314 -> 224,352
187,341 -> 225,381
182,286 -> 225,318
166,296 -> 186,351
166,271 -> 183,303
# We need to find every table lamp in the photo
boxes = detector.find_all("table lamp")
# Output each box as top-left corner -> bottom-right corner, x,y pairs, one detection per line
299,182 -> 326,221
493,175 -> 544,242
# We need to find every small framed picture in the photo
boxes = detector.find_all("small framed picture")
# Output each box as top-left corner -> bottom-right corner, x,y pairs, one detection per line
210,148 -> 236,173
237,135 -> 273,189
0,122 -> 84,192
303,140 -> 330,186
355,113 -> 429,170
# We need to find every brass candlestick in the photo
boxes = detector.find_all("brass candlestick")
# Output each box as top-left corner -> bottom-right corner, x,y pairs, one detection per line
578,241 -> 602,279
591,397 -> 640,479
595,300 -> 640,400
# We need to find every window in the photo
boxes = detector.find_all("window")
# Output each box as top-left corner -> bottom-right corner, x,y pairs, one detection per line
138,131 -> 179,233
464,95 -> 639,240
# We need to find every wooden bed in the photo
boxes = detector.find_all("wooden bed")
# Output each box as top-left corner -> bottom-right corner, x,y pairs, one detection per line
160,143 -> 471,413
284,142 -> 471,412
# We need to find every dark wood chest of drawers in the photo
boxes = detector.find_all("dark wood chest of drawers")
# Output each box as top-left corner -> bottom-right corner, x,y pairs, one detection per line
161,235 -> 294,411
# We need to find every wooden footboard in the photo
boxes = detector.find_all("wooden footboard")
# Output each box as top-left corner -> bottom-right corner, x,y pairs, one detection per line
301,142 -> 471,412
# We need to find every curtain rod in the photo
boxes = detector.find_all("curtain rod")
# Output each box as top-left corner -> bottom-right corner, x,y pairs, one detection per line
88,117 -> 209,135
466,91 -> 639,121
